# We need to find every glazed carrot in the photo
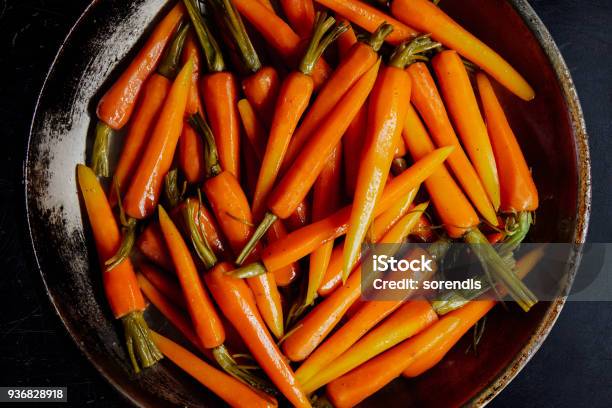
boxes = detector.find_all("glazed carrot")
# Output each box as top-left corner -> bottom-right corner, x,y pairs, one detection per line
266,220 -> 301,286
314,0 -> 416,45
280,24 -> 392,175
433,50 -> 500,210
301,300 -> 437,393
137,272 -> 206,355
251,13 -> 346,219
476,73 -> 538,213
184,0 -> 241,179
403,103 -> 480,238
343,37 -> 440,281
182,33 -> 204,115
123,58 -> 194,219
343,104 -> 368,197
281,0 -> 316,37
390,0 -> 535,100
305,143 -> 343,305
77,164 -> 162,373
318,187 -> 420,297
242,67 -> 280,128
150,331 -> 278,408
190,114 -> 285,339
205,263 -> 311,408
235,58 -> 381,265
234,147 -> 452,275
158,206 -> 224,349
238,98 -> 267,159
336,18 -> 358,56
96,3 -> 185,129
286,201 -> 310,231
232,0 -> 331,88
326,300 -> 495,407
139,263 -> 185,308
178,198 -> 230,260
408,62 -> 498,225
296,205 -> 429,381
137,223 -> 173,271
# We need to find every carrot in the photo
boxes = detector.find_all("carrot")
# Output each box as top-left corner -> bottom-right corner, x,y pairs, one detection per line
343,36 -> 440,281
235,58 -> 381,265
242,67 -> 280,128
280,23 -> 392,175
190,114 -> 285,339
390,0 -> 535,101
343,103 -> 368,197
123,58 -> 194,219
158,206 -> 224,349
178,198 -> 230,260
336,18 -> 358,56
150,331 -> 278,408
139,263 -> 186,308
301,300 -> 437,393
233,146 -> 452,276
281,0 -> 316,37
295,206 -> 429,381
305,143 -> 343,305
326,300 -> 495,407
403,103 -> 480,238
476,73 -> 538,213
281,203 -> 428,362
286,200 -> 310,231
266,220 -> 301,286
184,0 -> 241,180
77,164 -> 162,373
182,33 -> 204,115
96,3 -> 185,130
205,263 -> 311,408
314,0 -> 417,45
408,62 -> 498,225
251,13 -> 346,220
137,223 -> 174,271
232,0 -> 331,88
433,50 -> 500,210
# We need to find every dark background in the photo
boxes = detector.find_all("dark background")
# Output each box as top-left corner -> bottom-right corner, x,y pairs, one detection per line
0,0 -> 610,406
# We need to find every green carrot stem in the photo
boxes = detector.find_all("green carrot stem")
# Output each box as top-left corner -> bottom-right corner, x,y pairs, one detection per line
183,0 -> 225,72
183,197 -> 218,268
235,212 -> 278,265
363,23 -> 394,52
105,217 -> 137,271
91,121 -> 113,177
121,311 -> 163,373
299,12 -> 347,76
188,113 -> 221,178
227,261 -> 267,278
212,344 -> 276,393
499,211 -> 532,258
388,34 -> 441,69
157,21 -> 190,79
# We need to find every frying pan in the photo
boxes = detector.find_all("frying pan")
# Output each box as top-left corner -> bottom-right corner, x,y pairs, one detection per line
25,0 -> 590,406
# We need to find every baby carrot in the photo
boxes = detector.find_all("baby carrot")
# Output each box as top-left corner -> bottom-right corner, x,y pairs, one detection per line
158,206 -> 225,349
343,104 -> 368,197
344,36 -> 440,281
301,300 -> 437,393
408,62 -> 498,225
314,0 -> 417,45
139,263 -> 185,308
326,300 -> 495,408
184,0 -> 241,179
390,0 -> 535,100
280,23 -> 392,174
77,164 -> 162,373
205,263 -> 311,408
96,3 -> 184,129
280,0 -> 316,37
235,58 -> 381,265
150,331 -> 278,408
232,0 -> 331,88
137,223 -> 174,271
433,50 -> 500,210
305,143 -> 343,305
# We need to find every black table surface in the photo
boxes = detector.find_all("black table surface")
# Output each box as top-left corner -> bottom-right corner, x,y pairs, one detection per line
0,0 -> 610,406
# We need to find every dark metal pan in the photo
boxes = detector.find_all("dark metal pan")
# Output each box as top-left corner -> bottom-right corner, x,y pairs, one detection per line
25,0 -> 590,406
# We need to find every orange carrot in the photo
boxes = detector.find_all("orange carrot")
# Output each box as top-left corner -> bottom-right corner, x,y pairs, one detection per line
280,0 -> 316,37
326,300 -> 494,407
433,50 -> 500,210
301,300 -> 437,393
139,263 -> 185,308
286,200 -> 310,231
305,143 -> 343,305
137,223 -> 174,271
238,98 -> 267,160
280,24 -> 392,175
390,0 -> 535,100
476,73 -> 538,213
235,58 -> 382,265
408,62 -> 497,225
96,3 -> 184,129
251,14 -> 346,220
242,66 -> 280,128
123,58 -> 194,219
314,0 -> 417,45
158,206 -> 225,349
77,164 -> 161,372
205,263 -> 311,408
336,18 -> 358,56
150,331 -> 278,408
343,103 -> 368,197
232,0 -> 331,88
